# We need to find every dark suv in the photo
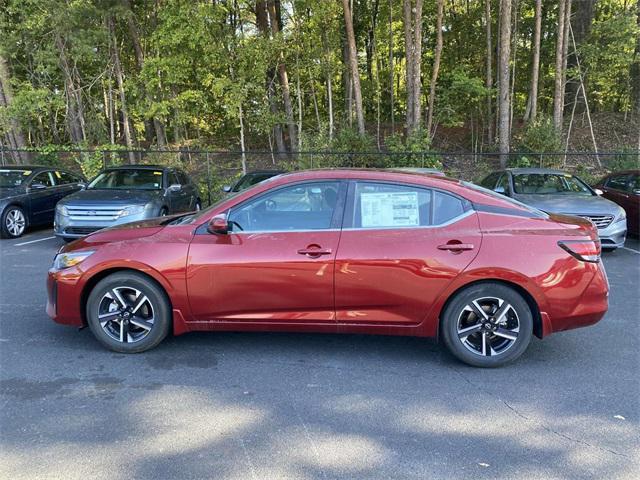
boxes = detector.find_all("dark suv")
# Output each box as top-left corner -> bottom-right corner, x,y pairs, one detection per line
54,165 -> 200,241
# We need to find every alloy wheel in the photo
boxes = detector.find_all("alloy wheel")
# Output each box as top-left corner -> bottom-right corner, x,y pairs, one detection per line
456,297 -> 520,357
98,286 -> 155,343
6,209 -> 26,237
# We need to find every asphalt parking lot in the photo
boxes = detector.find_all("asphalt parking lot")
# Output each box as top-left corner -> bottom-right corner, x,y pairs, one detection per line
0,229 -> 638,480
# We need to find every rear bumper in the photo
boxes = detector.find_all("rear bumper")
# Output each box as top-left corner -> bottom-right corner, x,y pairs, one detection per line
542,261 -> 609,336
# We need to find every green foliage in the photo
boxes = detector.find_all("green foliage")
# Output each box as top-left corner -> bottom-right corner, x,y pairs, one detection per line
386,129 -> 442,168
512,117 -> 562,168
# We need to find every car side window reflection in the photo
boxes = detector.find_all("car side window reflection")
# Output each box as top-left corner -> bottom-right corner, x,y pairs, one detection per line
228,181 -> 340,232
31,171 -> 55,188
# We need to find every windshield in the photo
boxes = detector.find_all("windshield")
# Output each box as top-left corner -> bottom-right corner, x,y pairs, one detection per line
233,173 -> 280,192
513,174 -> 593,195
0,169 -> 31,187
89,169 -> 164,190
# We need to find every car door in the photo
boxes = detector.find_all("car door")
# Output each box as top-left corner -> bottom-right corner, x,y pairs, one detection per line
623,174 -> 639,234
28,171 -> 58,224
601,174 -> 630,206
186,181 -> 346,324
334,181 -> 481,326
177,170 -> 197,210
166,170 -> 190,213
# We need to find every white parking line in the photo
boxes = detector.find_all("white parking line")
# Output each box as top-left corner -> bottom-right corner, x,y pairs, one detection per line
622,246 -> 640,254
14,236 -> 56,246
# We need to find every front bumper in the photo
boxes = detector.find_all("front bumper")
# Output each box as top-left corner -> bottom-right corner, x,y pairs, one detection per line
54,210 -> 153,238
597,218 -> 627,249
47,267 -> 84,327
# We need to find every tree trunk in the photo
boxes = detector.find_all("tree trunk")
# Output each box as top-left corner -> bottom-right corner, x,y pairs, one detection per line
565,0 -> 594,114
121,0 -> 166,147
55,34 -> 86,144
256,0 -> 285,154
426,0 -> 443,137
632,0 -> 640,115
485,0 -> 494,143
389,0 -> 395,132
523,0 -> 542,122
321,31 -> 335,140
498,0 -> 512,167
403,0 -> 414,131
267,0 -> 297,151
110,17 -> 136,164
341,0 -> 365,135
0,55 -> 29,164
553,0 -> 567,130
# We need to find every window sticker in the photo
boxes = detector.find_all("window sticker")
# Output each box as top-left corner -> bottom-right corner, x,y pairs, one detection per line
360,191 -> 419,227
153,171 -> 163,176
55,171 -> 61,178
23,170 -> 32,176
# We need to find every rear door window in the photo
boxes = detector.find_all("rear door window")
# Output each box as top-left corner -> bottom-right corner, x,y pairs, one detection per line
353,182 -> 432,228
55,171 -> 82,185
31,171 -> 55,188
606,175 -> 630,192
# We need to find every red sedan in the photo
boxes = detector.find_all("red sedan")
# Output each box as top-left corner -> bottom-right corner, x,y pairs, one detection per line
47,169 -> 608,367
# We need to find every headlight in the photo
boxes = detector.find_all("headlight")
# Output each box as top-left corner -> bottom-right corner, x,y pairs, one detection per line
56,204 -> 69,216
615,208 -> 626,222
117,205 -> 146,218
52,250 -> 95,270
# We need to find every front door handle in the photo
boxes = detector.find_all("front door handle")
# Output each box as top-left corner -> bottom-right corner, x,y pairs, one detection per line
297,247 -> 332,257
437,243 -> 474,252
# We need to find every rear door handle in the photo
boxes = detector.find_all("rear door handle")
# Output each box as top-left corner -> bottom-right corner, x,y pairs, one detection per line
297,248 -> 332,256
437,243 -> 474,252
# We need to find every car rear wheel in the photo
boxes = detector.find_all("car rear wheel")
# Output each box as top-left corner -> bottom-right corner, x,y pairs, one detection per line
86,272 -> 171,353
1,206 -> 27,239
441,283 -> 533,367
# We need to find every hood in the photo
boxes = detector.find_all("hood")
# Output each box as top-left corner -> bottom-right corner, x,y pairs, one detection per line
60,188 -> 161,206
512,193 -> 623,217
0,185 -> 27,200
62,216 -> 171,251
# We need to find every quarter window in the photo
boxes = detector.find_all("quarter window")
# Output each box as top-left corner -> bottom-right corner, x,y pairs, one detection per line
228,181 -> 341,232
433,191 -> 466,225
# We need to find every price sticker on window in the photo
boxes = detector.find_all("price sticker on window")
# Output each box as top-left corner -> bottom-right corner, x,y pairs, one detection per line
360,191 -> 419,228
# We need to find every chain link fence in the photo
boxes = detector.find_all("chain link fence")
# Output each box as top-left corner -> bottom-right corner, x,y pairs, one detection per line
1,148 -> 638,206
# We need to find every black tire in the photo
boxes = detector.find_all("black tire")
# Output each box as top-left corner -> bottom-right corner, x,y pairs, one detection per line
441,282 -> 533,368
1,205 -> 27,239
86,271 -> 171,353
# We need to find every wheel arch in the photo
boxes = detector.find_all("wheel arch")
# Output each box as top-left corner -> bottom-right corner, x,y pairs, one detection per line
80,267 -> 173,327
437,279 -> 544,340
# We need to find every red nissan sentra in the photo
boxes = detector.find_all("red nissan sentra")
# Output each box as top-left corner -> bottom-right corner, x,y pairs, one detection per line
47,169 -> 609,367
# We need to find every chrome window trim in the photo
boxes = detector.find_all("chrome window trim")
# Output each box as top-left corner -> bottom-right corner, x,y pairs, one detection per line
341,209 -> 474,231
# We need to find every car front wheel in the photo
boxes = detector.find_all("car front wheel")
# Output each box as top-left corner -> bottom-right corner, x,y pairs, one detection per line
1,206 -> 27,239
86,271 -> 171,353
441,283 -> 533,367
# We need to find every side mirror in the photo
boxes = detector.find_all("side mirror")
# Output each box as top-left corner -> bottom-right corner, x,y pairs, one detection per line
168,184 -> 182,192
207,215 -> 229,235
30,183 -> 47,190
222,185 -> 232,193
594,188 -> 604,196
494,186 -> 506,195
78,182 -> 87,190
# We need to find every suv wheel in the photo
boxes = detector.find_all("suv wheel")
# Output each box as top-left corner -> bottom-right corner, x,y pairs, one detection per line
441,283 -> 533,367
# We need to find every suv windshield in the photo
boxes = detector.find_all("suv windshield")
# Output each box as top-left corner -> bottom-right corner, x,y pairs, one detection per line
513,174 -> 592,195
89,169 -> 164,190
0,169 -> 31,187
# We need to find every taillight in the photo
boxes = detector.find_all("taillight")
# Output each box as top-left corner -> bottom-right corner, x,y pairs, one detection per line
558,240 -> 601,263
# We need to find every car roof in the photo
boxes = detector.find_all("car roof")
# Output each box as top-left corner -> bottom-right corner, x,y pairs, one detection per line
0,165 -> 49,171
104,164 -> 166,171
603,169 -> 639,176
244,169 -> 285,175
273,168 -> 461,186
504,168 -> 571,175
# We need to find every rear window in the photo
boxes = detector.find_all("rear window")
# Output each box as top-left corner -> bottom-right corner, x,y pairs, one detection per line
462,181 -> 548,218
